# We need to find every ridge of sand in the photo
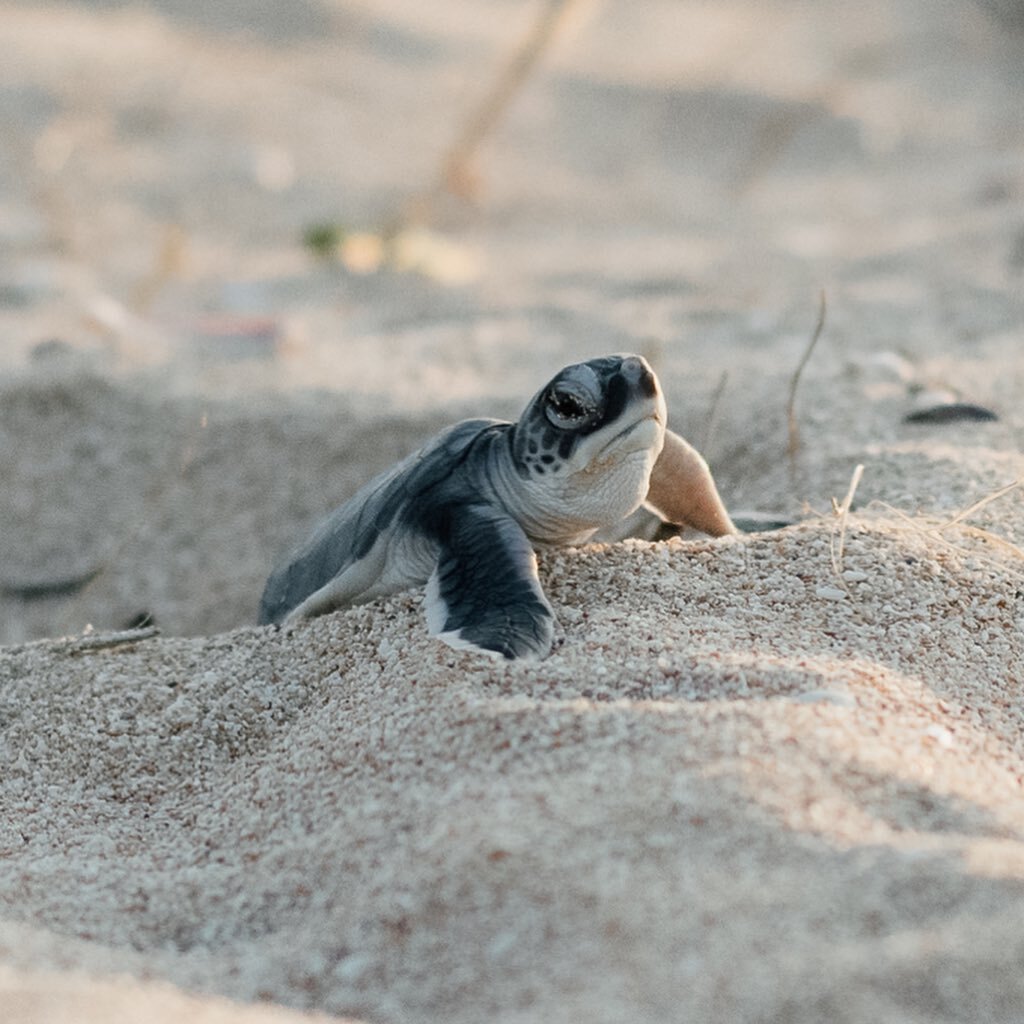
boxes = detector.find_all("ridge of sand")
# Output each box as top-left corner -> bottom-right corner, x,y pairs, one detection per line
3,517 -> 1024,1023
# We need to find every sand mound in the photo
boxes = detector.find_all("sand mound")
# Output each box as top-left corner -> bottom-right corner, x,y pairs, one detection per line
3,516 -> 1024,1023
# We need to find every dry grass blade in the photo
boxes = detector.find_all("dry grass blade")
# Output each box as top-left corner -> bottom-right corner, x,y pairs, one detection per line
701,369 -> 729,455
68,625 -> 161,654
937,476 -> 1023,532
830,462 -> 864,578
867,488 -> 1024,581
948,523 -> 1024,568
787,290 -> 827,465
388,0 -> 587,235
130,223 -> 188,313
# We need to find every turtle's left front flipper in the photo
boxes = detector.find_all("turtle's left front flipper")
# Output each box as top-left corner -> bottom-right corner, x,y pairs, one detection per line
645,430 -> 738,537
425,504 -> 555,660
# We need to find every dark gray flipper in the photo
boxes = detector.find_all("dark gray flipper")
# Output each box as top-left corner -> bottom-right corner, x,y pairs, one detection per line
259,418 -> 499,625
425,504 -> 555,660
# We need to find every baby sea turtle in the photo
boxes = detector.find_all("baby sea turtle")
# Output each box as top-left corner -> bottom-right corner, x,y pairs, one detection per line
259,354 -> 736,659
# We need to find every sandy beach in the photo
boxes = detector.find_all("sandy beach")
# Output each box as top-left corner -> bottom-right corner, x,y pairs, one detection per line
1,1 -> 1023,1021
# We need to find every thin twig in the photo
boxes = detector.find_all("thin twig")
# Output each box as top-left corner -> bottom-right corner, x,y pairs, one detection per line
936,476 -> 1023,533
868,500 -> 1024,580
130,222 -> 188,313
67,625 -> 161,655
786,290 -> 827,465
386,0 -> 586,237
946,523 -> 1024,567
830,463 -> 864,578
871,475 -> 1024,577
701,369 -> 729,456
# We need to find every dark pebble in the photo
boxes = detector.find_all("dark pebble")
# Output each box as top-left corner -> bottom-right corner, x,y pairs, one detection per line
903,403 -> 999,424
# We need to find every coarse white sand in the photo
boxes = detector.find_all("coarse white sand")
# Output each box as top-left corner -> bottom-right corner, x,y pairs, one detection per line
1,0 -> 1023,1022
2,514 -> 1024,1024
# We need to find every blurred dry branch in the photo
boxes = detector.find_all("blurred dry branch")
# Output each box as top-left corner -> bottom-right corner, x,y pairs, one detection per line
130,223 -> 188,313
67,624 -> 161,654
386,0 -> 589,237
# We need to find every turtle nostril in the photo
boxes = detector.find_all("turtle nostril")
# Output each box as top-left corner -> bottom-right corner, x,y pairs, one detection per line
637,365 -> 657,398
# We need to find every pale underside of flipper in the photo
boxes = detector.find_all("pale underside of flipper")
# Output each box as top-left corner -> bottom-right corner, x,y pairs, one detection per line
424,503 -> 555,660
644,429 -> 737,537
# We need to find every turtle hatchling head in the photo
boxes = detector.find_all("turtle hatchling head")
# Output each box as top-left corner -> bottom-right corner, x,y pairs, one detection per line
510,354 -> 667,539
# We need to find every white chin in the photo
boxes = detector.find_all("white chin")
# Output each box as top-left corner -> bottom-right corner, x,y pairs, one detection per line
610,416 -> 663,457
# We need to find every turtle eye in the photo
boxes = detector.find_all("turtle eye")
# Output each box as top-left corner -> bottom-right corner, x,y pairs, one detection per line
545,386 -> 594,428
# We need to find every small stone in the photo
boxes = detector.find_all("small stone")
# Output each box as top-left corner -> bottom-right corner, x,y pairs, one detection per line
487,930 -> 518,959
904,400 -> 998,424
922,724 -> 954,748
732,512 -> 796,533
335,952 -> 374,983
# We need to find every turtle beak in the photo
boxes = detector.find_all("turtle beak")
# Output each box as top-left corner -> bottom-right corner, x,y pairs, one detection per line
620,355 -> 659,400
622,355 -> 666,426
600,388 -> 666,455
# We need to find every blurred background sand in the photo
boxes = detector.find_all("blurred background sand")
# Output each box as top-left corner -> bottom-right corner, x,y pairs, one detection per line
0,0 -> 1020,643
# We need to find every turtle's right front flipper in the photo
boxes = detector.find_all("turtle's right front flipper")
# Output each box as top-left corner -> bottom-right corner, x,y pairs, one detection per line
425,504 -> 555,660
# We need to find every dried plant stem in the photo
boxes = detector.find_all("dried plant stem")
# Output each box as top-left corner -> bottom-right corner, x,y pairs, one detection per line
944,523 -> 1024,568
870,501 -> 1024,580
68,625 -> 161,655
830,463 -> 864,578
787,290 -> 827,465
388,0 -> 586,236
937,476 -> 1023,533
701,369 -> 729,455
130,222 -> 188,313
863,470 -> 1024,580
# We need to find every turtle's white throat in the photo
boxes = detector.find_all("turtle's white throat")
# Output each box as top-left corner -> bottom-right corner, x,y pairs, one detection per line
508,397 -> 667,545
599,411 -> 664,458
